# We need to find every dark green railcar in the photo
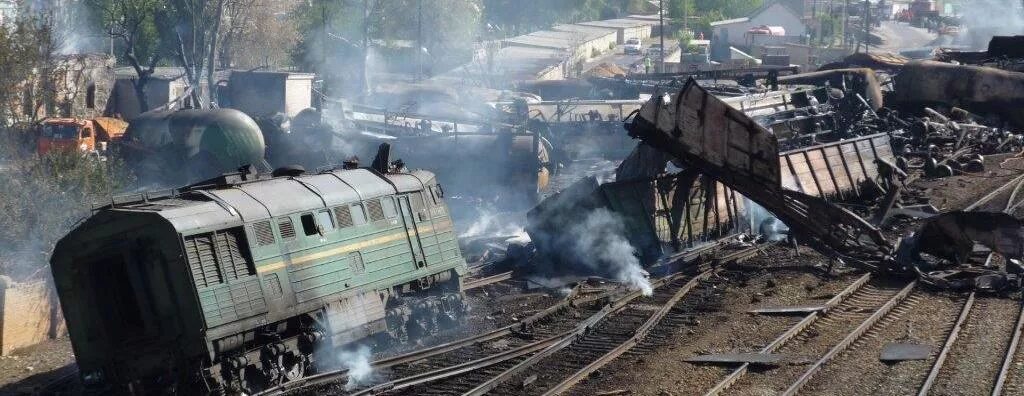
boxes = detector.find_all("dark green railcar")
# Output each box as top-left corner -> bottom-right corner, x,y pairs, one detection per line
50,166 -> 467,393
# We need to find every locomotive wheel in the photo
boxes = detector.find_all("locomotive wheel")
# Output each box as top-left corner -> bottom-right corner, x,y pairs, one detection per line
283,355 -> 306,382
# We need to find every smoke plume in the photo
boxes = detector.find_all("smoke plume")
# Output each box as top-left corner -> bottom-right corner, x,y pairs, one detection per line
338,345 -> 376,390
959,0 -> 1024,48
558,208 -> 653,296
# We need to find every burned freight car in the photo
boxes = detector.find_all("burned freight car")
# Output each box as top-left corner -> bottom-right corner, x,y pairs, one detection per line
50,159 -> 467,394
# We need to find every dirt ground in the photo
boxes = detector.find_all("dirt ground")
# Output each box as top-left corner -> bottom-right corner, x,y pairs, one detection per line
0,337 -> 75,395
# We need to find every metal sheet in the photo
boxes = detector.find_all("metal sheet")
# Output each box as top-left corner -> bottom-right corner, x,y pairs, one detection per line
685,352 -> 785,365
328,168 -> 398,200
779,133 -> 895,199
665,79 -> 781,190
204,188 -> 272,222
880,343 -> 932,362
236,178 -> 327,216
387,171 -> 429,193
749,304 -> 827,314
295,174 -> 362,207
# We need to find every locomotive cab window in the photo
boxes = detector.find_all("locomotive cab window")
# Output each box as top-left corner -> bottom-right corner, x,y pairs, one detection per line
381,197 -> 398,219
316,210 -> 335,233
300,213 -> 318,236
428,186 -> 440,205
351,203 -> 367,225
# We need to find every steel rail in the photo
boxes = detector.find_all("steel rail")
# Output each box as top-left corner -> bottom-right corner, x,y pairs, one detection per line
539,243 -> 766,396
348,333 -> 566,396
918,174 -> 1021,396
781,280 -> 918,396
964,174 -> 1024,212
263,241 -> 745,395
463,271 -> 514,290
541,270 -> 717,396
461,272 -> 697,396
703,273 -> 873,396
916,292 -> 977,396
258,284 -> 593,395
991,299 -> 1024,395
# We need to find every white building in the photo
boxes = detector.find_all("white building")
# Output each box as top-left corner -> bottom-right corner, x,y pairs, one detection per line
710,1 -> 810,50
578,18 -> 656,43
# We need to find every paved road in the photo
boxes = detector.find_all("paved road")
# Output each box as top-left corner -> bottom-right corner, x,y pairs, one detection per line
870,21 -> 940,52
583,38 -> 680,74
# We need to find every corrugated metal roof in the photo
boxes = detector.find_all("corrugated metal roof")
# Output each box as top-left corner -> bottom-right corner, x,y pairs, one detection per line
579,18 -> 653,29
711,17 -> 750,26
552,24 -> 618,36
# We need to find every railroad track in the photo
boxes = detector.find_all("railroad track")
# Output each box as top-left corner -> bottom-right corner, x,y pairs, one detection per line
266,281 -> 607,395
463,271 -> 720,396
272,243 -> 762,395
767,173 -> 1024,396
917,174 -> 1024,396
707,277 -> 916,395
917,295 -> 1022,396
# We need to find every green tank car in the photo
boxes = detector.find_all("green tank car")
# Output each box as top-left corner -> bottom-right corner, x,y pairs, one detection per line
50,164 -> 467,394
120,109 -> 268,186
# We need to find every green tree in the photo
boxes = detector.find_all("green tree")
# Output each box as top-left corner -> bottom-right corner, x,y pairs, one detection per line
0,17 -> 52,127
88,0 -> 172,112
0,142 -> 135,280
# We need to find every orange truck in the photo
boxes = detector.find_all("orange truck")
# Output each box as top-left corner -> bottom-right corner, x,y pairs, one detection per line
37,117 -> 128,156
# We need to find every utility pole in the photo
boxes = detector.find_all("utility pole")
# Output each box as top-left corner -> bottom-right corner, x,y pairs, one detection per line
843,0 -> 849,48
659,0 -> 665,73
417,0 -> 423,82
683,0 -> 688,33
321,1 -> 328,69
362,0 -> 370,96
863,0 -> 870,53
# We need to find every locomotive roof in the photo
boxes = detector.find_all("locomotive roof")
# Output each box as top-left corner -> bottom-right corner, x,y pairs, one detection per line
112,168 -> 436,234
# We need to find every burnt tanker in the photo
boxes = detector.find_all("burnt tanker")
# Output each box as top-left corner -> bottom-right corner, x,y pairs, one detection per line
119,109 -> 266,186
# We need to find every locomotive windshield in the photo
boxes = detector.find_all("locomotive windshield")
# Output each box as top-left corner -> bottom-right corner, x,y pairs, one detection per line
42,124 -> 80,139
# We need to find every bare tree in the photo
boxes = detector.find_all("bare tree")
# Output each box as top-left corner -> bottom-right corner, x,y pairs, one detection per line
220,0 -> 300,69
91,0 -> 164,112
168,0 -> 227,108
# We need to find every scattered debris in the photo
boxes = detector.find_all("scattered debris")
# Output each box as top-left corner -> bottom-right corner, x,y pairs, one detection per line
880,343 -> 932,362
748,304 -> 828,315
625,76 -> 1024,292
684,352 -> 786,366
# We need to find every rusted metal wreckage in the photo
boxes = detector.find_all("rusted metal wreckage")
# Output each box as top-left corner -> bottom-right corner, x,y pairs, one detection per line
615,79 -> 1024,292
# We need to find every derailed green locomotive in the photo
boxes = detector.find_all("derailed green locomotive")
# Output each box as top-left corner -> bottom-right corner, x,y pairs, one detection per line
50,165 -> 467,393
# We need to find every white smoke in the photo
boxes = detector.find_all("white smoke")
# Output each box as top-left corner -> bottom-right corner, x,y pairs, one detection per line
338,345 -> 376,390
959,0 -> 1024,48
564,208 -> 653,296
458,206 -> 526,239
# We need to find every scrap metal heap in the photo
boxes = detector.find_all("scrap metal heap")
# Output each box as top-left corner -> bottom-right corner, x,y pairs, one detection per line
624,77 -> 1024,292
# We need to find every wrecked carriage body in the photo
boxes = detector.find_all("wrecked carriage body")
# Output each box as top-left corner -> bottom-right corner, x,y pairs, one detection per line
903,211 -> 1024,268
891,60 -> 1024,130
50,166 -> 468,393
619,78 -> 1024,292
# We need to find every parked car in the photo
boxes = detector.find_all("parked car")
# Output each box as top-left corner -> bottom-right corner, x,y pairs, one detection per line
624,38 -> 642,55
